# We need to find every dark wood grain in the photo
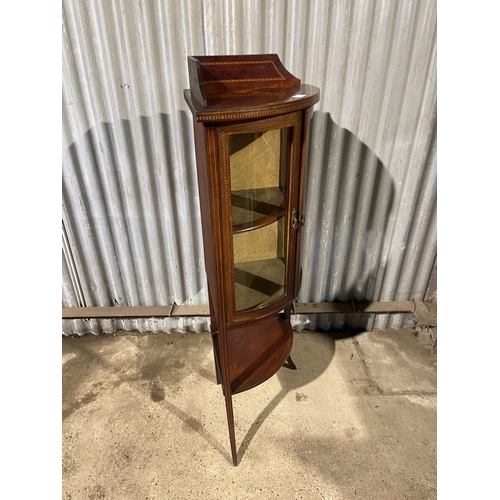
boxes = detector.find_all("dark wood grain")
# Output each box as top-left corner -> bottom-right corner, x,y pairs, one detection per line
293,106 -> 314,297
184,84 -> 319,122
192,120 -> 219,330
187,54 -> 300,106
227,316 -> 293,394
187,56 -> 207,107
184,54 -> 320,466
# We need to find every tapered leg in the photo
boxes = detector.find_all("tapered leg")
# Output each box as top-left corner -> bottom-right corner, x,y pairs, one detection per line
282,305 -> 297,370
218,324 -> 238,465
223,388 -> 238,466
283,354 -> 297,370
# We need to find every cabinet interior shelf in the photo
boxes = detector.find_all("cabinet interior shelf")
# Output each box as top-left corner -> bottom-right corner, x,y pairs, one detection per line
232,187 -> 285,234
234,257 -> 285,312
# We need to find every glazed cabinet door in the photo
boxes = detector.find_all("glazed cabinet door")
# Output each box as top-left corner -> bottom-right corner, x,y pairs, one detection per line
217,111 -> 303,323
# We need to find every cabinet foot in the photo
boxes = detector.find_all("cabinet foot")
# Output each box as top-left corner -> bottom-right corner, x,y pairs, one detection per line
283,354 -> 297,370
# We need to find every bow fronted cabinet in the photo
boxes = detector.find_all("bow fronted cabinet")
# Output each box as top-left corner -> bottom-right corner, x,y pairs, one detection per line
184,54 -> 320,465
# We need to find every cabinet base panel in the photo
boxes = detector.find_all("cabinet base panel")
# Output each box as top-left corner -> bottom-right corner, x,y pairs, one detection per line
226,317 -> 293,394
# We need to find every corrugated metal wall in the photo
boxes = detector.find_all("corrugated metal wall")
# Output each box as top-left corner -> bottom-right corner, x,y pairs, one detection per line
62,0 -> 437,335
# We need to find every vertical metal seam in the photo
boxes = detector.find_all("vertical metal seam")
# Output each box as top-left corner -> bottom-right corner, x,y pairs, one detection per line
378,0 -> 434,304
62,221 -> 87,308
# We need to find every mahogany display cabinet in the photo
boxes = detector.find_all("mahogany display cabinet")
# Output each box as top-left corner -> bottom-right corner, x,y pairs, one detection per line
184,54 -> 320,465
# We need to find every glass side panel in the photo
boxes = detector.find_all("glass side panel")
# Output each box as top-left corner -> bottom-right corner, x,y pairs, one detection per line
232,218 -> 286,312
228,127 -> 292,313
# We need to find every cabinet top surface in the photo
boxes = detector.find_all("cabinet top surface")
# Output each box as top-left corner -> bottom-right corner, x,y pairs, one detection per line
184,84 -> 320,122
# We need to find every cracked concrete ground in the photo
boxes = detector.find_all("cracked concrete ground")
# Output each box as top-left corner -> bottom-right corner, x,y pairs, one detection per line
62,327 -> 437,499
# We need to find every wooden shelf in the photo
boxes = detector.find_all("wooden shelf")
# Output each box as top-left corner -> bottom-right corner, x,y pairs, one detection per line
227,316 -> 293,394
234,257 -> 285,312
232,187 -> 285,233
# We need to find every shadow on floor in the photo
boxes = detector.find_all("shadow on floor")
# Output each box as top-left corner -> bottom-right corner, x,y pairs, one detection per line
234,326 -> 366,462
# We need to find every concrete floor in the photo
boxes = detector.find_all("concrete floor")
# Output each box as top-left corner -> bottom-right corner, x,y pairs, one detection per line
62,327 -> 437,500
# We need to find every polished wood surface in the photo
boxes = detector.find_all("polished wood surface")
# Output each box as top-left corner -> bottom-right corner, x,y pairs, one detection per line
184,54 -> 319,465
227,316 -> 293,394
184,84 -> 319,122
187,54 -> 300,105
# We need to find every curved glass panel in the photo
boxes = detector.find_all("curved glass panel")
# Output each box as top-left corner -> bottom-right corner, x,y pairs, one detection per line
233,218 -> 286,312
229,127 -> 292,312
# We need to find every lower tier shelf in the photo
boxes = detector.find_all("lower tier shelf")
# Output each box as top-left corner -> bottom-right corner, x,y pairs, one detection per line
234,257 -> 285,312
226,316 -> 293,394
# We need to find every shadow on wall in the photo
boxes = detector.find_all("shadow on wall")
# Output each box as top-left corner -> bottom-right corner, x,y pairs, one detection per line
296,112 -> 395,331
62,111 -> 394,334
62,111 -> 207,334
62,111 -> 394,461
235,115 -> 395,460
